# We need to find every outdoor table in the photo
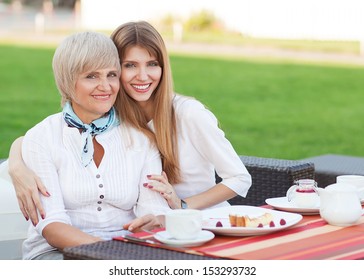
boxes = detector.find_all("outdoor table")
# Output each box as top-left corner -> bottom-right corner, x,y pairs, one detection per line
62,210 -> 364,260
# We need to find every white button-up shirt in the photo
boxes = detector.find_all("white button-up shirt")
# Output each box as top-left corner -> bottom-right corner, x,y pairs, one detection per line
21,113 -> 169,259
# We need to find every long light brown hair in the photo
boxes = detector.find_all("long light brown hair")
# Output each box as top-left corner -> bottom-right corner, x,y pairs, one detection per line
111,21 -> 181,184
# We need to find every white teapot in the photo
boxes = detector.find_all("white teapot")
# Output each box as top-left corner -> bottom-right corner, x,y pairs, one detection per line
317,183 -> 363,226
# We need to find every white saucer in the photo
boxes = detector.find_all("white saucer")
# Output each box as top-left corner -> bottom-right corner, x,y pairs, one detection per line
265,197 -> 320,215
154,230 -> 214,247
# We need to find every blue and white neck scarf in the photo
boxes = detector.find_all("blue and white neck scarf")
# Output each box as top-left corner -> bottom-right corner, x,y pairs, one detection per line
62,102 -> 119,167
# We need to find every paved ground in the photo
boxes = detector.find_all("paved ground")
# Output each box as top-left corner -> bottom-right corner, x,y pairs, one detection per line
1,4 -> 364,66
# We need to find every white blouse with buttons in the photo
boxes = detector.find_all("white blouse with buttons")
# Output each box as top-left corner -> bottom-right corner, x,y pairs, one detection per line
171,95 -> 252,208
21,112 -> 169,259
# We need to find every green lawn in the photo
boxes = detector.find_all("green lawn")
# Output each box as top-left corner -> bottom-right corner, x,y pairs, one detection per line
1,44 -> 364,160
171,55 -> 364,159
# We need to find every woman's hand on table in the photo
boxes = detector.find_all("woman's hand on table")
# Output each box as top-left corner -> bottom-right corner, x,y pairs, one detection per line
123,214 -> 164,233
144,171 -> 182,209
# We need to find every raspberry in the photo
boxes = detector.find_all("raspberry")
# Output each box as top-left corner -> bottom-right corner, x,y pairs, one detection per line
280,218 -> 286,226
257,223 -> 263,228
216,221 -> 223,227
269,221 -> 275,227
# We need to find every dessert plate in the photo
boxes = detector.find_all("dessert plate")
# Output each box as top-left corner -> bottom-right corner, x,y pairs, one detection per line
265,197 -> 320,215
202,205 -> 302,236
154,230 -> 215,247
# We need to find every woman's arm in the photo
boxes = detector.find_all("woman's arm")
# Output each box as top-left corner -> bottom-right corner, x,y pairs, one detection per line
183,183 -> 237,209
146,172 -> 237,209
8,136 -> 50,225
42,222 -> 102,249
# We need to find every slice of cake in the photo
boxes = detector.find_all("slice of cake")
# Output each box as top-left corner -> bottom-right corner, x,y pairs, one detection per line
229,212 -> 274,228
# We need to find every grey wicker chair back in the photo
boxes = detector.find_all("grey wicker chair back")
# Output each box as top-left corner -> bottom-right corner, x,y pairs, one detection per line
302,154 -> 364,188
216,155 -> 315,206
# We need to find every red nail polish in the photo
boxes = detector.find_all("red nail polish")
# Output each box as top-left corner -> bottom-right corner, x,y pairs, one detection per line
143,183 -> 148,187
46,191 -> 51,197
148,185 -> 153,189
147,175 -> 151,178
41,214 -> 46,219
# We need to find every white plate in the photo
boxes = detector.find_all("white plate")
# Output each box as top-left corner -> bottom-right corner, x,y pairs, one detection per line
202,205 -> 302,236
265,197 -> 320,215
154,230 -> 215,247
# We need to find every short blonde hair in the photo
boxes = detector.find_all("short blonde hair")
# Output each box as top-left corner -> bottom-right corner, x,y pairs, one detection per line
52,31 -> 121,106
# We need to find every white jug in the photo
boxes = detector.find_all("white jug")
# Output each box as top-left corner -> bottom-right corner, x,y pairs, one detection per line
317,183 -> 363,226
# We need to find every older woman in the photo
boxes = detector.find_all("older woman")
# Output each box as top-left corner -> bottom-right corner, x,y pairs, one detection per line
18,31 -> 169,260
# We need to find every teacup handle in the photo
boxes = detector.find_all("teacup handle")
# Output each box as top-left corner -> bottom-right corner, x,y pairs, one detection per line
357,187 -> 364,200
191,219 -> 201,228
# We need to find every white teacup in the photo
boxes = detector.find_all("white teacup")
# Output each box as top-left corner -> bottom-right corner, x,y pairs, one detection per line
165,209 -> 202,240
287,179 -> 320,208
336,175 -> 364,200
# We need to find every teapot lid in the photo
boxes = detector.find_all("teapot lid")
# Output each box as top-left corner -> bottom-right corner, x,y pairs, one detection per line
325,182 -> 357,192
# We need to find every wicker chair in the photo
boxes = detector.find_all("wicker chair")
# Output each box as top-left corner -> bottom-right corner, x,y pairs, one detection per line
302,154 -> 364,188
216,155 -> 315,206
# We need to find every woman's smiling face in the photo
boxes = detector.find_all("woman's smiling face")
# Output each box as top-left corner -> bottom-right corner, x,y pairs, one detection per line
120,45 -> 162,107
72,67 -> 120,124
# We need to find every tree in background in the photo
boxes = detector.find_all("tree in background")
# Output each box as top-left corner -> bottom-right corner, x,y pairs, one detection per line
184,10 -> 224,33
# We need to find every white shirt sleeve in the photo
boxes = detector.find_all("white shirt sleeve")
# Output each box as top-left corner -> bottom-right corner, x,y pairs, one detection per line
22,121 -> 72,235
134,144 -> 170,217
179,99 -> 252,197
